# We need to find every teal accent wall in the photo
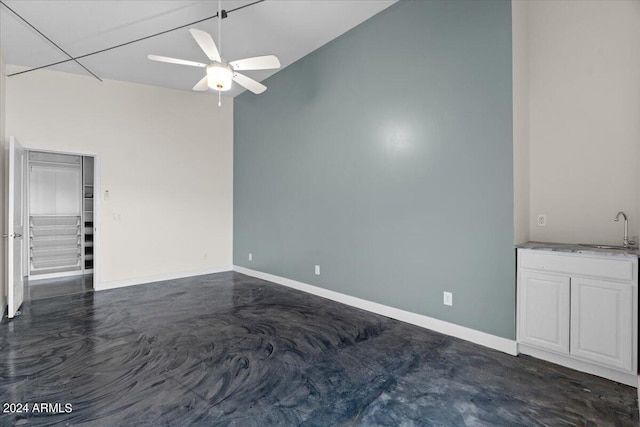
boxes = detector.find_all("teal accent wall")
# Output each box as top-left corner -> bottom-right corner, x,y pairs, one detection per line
234,0 -> 514,339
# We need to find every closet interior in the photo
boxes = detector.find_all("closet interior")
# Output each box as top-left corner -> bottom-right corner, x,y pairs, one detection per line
27,151 -> 95,281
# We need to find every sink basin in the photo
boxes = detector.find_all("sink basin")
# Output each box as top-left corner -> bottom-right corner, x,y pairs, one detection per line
578,244 -> 638,250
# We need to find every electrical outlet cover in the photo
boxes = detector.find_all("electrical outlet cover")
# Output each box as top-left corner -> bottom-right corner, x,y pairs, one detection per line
443,291 -> 453,306
536,214 -> 547,227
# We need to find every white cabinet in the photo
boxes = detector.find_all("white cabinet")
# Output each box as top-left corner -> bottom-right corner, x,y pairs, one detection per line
570,278 -> 632,371
519,271 -> 570,354
517,249 -> 638,387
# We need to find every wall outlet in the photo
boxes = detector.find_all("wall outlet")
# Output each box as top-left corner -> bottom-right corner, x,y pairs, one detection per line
536,214 -> 547,227
248,253 -> 252,261
315,265 -> 320,275
443,291 -> 453,306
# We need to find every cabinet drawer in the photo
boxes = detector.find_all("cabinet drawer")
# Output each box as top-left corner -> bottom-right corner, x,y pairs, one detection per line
519,251 -> 635,282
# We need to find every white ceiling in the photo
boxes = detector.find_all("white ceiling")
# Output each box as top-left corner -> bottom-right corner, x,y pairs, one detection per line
0,0 -> 396,97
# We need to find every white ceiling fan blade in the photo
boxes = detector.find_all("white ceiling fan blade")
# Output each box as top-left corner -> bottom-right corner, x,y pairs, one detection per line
189,28 -> 221,62
192,76 -> 209,91
148,55 -> 206,68
229,55 -> 281,71
233,72 -> 267,94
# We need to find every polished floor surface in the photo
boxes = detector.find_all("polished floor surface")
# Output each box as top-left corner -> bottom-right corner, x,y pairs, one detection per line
25,274 -> 94,301
0,272 -> 637,426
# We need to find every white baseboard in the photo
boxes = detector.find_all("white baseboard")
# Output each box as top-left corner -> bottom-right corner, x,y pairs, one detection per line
28,270 -> 86,282
233,265 -> 518,356
95,265 -> 232,291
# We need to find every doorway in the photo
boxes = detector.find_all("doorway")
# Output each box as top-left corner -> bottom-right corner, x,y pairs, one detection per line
23,149 -> 97,300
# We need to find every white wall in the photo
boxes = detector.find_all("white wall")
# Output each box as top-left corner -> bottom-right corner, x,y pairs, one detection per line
512,0 -> 530,244
0,50 -> 6,317
6,67 -> 233,289
528,0 -> 640,245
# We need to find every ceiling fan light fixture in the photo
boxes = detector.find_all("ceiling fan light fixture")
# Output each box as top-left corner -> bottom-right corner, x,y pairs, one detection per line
148,25 -> 279,96
207,64 -> 232,91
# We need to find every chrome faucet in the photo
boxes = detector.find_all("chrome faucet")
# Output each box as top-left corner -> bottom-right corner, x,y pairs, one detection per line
614,211 -> 636,248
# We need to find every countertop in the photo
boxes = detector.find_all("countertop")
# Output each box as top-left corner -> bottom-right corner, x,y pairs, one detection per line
516,241 -> 640,257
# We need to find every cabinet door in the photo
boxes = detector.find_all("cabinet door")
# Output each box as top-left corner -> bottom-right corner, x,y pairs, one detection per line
518,271 -> 570,354
570,278 -> 632,371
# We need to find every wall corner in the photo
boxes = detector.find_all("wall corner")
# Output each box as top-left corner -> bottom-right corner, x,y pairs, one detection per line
512,0 -> 530,245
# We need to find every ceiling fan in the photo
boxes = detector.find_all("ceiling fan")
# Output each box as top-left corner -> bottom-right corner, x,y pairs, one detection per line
148,2 -> 280,97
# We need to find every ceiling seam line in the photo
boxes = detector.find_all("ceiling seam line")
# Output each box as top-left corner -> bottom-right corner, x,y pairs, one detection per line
6,0 -> 266,79
0,0 -> 102,81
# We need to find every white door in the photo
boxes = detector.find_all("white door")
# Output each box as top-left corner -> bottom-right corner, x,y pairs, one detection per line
6,137 -> 25,318
518,271 -> 570,354
570,277 -> 632,371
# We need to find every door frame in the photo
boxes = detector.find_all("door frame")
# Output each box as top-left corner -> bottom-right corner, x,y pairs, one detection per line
19,146 -> 101,288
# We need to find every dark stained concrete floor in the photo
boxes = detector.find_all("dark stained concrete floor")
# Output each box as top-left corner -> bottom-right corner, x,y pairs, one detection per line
25,274 -> 93,302
0,271 -> 637,426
